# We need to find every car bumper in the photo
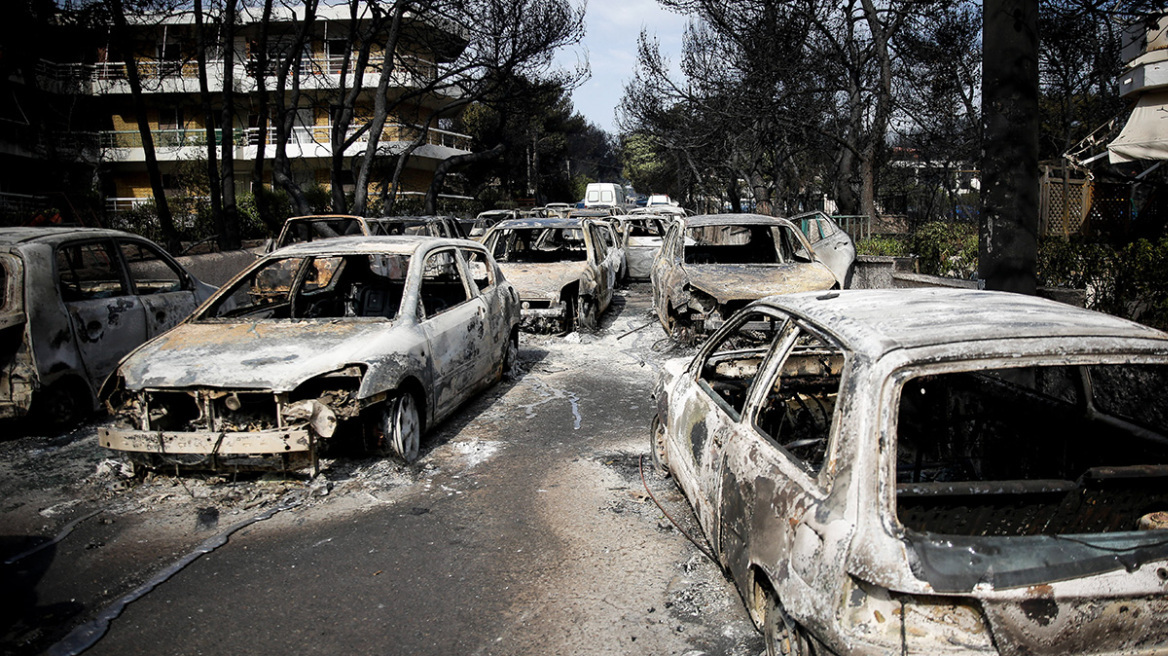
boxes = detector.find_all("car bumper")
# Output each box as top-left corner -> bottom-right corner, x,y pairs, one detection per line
99,426 -> 312,455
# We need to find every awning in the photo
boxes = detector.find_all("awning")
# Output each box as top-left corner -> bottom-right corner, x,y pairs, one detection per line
1108,89 -> 1168,163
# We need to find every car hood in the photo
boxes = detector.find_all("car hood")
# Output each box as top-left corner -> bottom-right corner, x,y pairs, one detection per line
684,263 -> 837,303
118,321 -> 398,392
497,262 -> 587,300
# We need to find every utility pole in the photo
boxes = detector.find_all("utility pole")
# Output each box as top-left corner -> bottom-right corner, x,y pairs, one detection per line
979,0 -> 1040,294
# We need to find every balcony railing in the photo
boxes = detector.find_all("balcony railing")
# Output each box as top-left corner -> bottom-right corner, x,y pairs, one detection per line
96,122 -> 472,152
35,55 -> 438,86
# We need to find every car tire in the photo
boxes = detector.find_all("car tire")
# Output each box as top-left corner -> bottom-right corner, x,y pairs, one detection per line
650,415 -> 670,475
763,593 -> 815,656
501,330 -> 519,379
576,295 -> 599,331
379,393 -> 420,463
33,379 -> 89,432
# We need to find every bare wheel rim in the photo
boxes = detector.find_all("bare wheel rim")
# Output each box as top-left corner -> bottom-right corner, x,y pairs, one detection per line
764,594 -> 811,656
650,415 -> 669,474
576,295 -> 598,330
391,394 -> 421,463
502,332 -> 519,376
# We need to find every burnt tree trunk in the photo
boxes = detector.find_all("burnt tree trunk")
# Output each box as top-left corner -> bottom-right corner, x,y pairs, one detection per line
979,0 -> 1039,294
423,144 -> 505,215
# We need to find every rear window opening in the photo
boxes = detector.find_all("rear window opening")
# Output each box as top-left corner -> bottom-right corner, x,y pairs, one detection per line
490,228 -> 587,263
683,224 -> 809,265
895,363 -> 1168,537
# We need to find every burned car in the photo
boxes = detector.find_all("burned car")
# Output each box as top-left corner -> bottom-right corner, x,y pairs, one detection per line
652,288 -> 1168,655
270,214 -> 466,252
651,214 -> 850,343
616,214 -> 668,281
482,217 -> 623,332
101,236 -> 519,470
0,227 -> 214,426
791,210 -> 856,288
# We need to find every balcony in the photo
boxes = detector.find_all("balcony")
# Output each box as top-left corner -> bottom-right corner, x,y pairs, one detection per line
35,55 -> 443,96
96,122 -> 472,162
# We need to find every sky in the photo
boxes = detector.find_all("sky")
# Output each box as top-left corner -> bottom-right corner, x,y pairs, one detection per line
552,0 -> 689,135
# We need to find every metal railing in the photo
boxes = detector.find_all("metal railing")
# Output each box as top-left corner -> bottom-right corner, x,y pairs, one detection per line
96,123 -> 471,152
36,55 -> 438,85
105,197 -> 152,214
832,215 -> 873,241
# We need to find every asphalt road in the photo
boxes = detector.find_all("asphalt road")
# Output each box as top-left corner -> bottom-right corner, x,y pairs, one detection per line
1,285 -> 764,656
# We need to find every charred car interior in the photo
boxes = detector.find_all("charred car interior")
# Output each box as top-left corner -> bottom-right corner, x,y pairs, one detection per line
896,363 -> 1168,538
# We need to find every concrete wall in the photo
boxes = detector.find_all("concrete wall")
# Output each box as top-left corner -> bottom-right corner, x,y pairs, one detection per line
852,255 -> 1086,307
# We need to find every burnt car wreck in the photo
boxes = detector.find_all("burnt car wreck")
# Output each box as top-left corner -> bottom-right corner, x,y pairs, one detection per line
0,227 -> 214,426
483,216 -> 624,332
650,214 -> 852,344
101,236 -> 519,472
653,288 -> 1168,655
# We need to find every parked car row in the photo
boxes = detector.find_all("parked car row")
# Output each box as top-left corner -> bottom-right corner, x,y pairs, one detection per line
9,211 -> 1166,656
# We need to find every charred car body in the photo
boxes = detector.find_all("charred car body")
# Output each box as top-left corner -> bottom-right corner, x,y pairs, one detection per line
0,228 -> 214,426
652,288 -> 1168,655
101,236 -> 519,471
482,217 -> 624,332
616,214 -> 668,281
271,214 -> 467,252
650,214 -> 851,342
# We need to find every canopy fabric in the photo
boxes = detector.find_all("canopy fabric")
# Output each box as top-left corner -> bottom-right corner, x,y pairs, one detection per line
1109,89 -> 1168,163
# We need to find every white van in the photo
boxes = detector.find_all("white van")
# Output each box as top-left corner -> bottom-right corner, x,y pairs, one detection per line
584,183 -> 627,208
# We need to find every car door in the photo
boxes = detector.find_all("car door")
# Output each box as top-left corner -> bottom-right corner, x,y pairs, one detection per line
461,246 -> 511,378
55,239 -> 147,388
583,221 -> 618,310
417,248 -> 486,419
671,313 -> 783,545
118,238 -> 202,338
651,220 -> 686,320
792,211 -> 855,287
722,318 -> 845,600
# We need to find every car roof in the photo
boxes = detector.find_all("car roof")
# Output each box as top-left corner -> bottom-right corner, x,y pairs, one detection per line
682,213 -> 796,229
492,217 -> 585,229
269,235 -> 481,257
762,288 -> 1168,358
0,226 -> 157,246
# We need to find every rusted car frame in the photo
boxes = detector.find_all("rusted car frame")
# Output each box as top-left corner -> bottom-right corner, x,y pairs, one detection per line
650,214 -> 848,343
482,217 -> 624,332
653,288 -> 1168,655
101,236 -> 520,471
0,227 -> 214,426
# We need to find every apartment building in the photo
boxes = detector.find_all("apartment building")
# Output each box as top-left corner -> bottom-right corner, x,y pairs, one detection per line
14,4 -> 474,217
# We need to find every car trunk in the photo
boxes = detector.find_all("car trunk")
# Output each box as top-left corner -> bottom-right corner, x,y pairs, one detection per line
889,361 -> 1168,653
894,361 -> 1168,588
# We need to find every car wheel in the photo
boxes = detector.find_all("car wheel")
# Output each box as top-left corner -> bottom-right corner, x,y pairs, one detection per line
33,379 -> 89,431
380,393 -> 420,463
764,593 -> 815,656
501,330 -> 519,379
576,295 -> 599,331
649,415 -> 670,475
